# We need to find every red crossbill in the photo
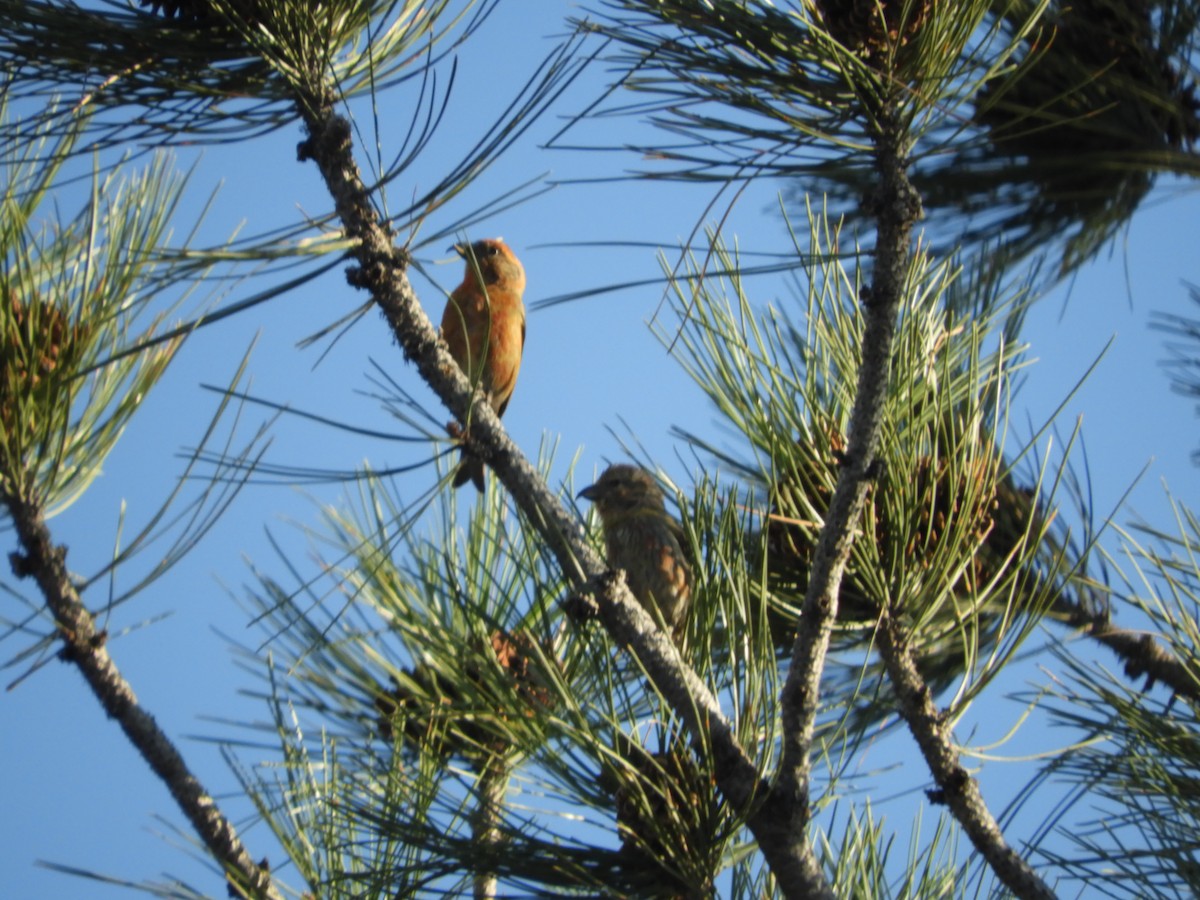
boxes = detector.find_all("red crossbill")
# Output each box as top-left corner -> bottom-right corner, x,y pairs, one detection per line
440,238 -> 526,491
577,465 -> 693,635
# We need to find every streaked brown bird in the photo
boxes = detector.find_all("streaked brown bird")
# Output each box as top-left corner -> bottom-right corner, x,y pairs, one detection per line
440,238 -> 526,491
577,464 -> 692,635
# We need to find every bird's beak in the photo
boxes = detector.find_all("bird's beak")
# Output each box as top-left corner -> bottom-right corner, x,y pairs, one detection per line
450,242 -> 467,258
577,483 -> 600,502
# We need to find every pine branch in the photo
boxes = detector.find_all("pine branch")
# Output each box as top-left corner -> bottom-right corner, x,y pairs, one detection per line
471,757 -> 508,900
1063,597 -> 1200,705
874,609 -> 1056,900
773,107 -> 918,862
291,83 -> 829,900
4,493 -> 282,900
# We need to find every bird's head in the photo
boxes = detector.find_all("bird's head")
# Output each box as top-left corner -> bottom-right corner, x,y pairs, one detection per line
577,464 -> 666,522
452,238 -> 525,292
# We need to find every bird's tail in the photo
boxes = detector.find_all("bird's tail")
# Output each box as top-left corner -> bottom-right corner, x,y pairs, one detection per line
453,450 -> 486,492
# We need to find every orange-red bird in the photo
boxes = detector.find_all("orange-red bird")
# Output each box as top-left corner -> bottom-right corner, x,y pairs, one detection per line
441,238 -> 526,491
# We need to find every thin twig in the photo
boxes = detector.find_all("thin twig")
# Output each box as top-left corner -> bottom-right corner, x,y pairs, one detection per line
874,611 -> 1057,900
1058,595 -> 1200,703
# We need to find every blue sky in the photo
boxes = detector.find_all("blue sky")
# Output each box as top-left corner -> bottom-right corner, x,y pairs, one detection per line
3,2 -> 1199,897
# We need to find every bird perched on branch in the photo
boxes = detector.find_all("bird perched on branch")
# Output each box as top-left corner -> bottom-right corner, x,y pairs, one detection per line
577,465 -> 693,636
440,238 -> 526,491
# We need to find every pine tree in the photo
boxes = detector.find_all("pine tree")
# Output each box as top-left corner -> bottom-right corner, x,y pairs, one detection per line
2,2 -> 1199,898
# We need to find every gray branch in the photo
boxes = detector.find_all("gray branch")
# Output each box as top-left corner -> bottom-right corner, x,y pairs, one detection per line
1058,596 -> 1200,704
774,114 -> 918,855
293,92 -> 832,899
5,494 -> 281,900
472,757 -> 508,900
875,611 -> 1057,900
